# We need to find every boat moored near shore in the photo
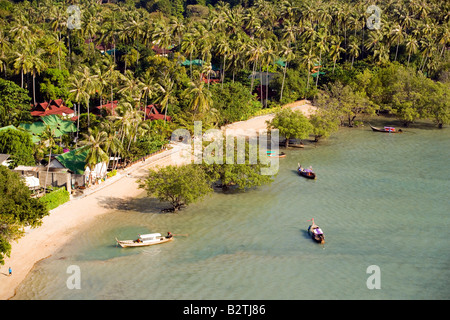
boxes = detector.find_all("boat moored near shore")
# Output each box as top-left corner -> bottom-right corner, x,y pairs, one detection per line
115,232 -> 174,248
370,124 -> 402,133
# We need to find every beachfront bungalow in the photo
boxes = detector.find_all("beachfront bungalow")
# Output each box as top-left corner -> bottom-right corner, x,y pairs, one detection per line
30,99 -> 76,121
13,165 -> 72,194
49,148 -> 107,187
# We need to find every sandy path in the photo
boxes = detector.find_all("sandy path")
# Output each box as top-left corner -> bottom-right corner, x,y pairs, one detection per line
222,100 -> 316,133
0,100 -> 315,300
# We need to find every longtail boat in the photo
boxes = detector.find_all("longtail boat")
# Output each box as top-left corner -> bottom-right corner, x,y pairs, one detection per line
297,163 -> 316,179
115,233 -> 173,248
307,219 -> 325,244
370,124 -> 402,133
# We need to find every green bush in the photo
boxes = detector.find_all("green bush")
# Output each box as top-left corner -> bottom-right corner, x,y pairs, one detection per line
107,169 -> 117,178
39,187 -> 70,210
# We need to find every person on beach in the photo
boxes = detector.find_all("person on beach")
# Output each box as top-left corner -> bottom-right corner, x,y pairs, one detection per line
8,267 -> 12,276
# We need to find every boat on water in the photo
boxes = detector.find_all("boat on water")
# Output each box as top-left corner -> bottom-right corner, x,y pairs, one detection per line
297,163 -> 316,179
370,124 -> 402,133
307,219 -> 325,244
267,150 -> 286,158
115,233 -> 173,248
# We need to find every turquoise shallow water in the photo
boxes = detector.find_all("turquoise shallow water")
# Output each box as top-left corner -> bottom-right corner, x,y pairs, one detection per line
13,123 -> 450,299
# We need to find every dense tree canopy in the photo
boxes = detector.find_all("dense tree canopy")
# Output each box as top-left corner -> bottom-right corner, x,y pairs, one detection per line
266,108 -> 313,147
0,165 -> 48,265
0,128 -> 35,168
0,78 -> 32,127
139,163 -> 213,211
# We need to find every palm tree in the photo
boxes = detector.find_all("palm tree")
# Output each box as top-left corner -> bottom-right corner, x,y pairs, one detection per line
68,74 -> 89,142
99,9 -> 122,63
103,55 -> 120,114
0,30 -> 11,76
169,16 -> 185,49
329,36 -> 345,73
419,35 -> 437,72
93,64 -> 109,111
299,45 -> 317,92
201,62 -> 213,89
405,35 -> 419,66
78,66 -> 99,128
216,33 -> 231,89
99,121 -> 121,171
183,79 -> 213,117
157,72 -> 175,122
247,39 -> 265,97
314,28 -> 329,87
279,19 -> 298,102
49,3 -> 67,44
181,32 -> 197,79
82,9 -> 100,56
13,48 -> 32,89
139,71 -> 161,120
28,45 -> 47,106
389,23 -> 405,61
278,42 -> 295,102
79,127 -> 109,185
118,70 -> 143,107
437,25 -> 450,58
373,43 -> 390,65
260,39 -> 276,107
153,21 -> 173,57
44,33 -> 66,70
39,125 -> 56,195
348,36 -> 361,68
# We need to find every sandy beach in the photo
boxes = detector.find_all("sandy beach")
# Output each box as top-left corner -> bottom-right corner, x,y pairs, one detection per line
222,99 -> 316,134
0,100 -> 315,300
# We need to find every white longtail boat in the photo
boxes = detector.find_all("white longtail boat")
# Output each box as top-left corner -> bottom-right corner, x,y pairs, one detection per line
115,233 -> 173,248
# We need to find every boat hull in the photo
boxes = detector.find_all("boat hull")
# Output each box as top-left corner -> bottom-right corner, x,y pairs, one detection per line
308,225 -> 325,244
370,125 -> 401,133
298,169 -> 316,179
116,237 -> 173,248
267,152 -> 286,158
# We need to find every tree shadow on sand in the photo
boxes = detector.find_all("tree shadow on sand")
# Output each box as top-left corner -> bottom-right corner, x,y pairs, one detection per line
97,196 -> 172,214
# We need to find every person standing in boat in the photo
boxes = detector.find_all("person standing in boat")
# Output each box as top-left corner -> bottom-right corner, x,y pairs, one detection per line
166,232 -> 173,239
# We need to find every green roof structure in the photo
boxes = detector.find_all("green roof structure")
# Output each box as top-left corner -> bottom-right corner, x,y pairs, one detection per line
181,59 -> 220,71
54,148 -> 88,175
19,115 -> 76,143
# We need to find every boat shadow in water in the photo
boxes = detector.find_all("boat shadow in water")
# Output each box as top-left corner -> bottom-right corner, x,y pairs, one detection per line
300,229 -> 312,240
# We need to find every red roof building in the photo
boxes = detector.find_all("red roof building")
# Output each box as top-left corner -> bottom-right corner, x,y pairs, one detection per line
144,105 -> 172,121
31,99 -> 76,120
96,101 -> 119,115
